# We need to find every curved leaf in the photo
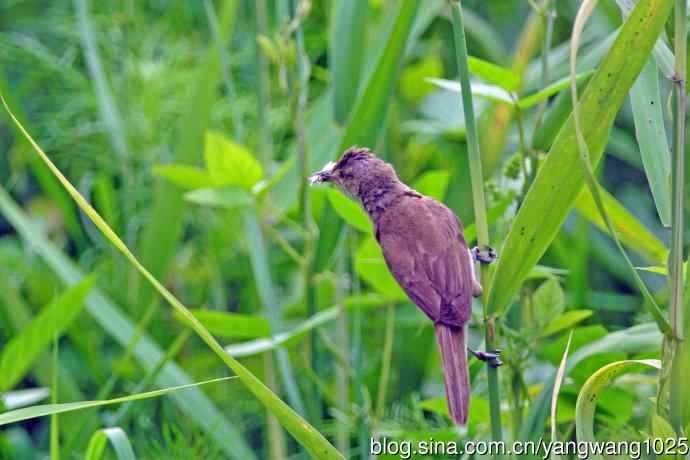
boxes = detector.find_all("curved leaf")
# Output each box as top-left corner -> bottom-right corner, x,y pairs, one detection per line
575,359 -> 661,460
85,427 -> 136,460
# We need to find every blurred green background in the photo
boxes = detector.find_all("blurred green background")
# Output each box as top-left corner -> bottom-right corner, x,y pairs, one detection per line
0,0 -> 683,458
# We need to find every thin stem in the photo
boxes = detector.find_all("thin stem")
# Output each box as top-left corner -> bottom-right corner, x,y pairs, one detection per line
669,0 -> 686,433
375,304 -> 395,423
290,0 -> 320,420
256,0 -> 273,164
334,239 -> 350,455
449,0 -> 503,442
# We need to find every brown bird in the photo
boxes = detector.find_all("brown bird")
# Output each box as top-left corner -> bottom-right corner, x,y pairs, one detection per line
310,147 -> 499,425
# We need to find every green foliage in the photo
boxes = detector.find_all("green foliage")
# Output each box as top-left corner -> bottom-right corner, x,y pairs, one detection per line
0,0 -> 687,456
0,277 -> 94,392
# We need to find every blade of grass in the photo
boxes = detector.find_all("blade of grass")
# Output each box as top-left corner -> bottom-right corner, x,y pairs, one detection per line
0,190 -> 254,459
550,331 -> 572,459
331,0 -> 368,125
574,186 -> 668,264
85,427 -> 136,460
0,277 -> 94,392
0,377 -> 234,426
0,96 -> 344,459
486,0 -> 674,321
448,0 -> 502,442
630,59 -> 672,226
50,335 -> 59,460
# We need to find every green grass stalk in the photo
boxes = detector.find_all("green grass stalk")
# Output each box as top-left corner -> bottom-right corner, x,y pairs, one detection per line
669,0 -> 686,432
448,0 -> 503,442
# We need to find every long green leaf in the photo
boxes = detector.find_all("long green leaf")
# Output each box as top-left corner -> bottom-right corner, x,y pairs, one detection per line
574,186 -> 668,264
575,359 -> 661,459
0,97 -> 343,459
0,277 -> 94,392
85,427 -> 136,460
0,378 -> 233,426
331,0 -> 369,124
487,0 -> 674,316
339,0 -> 420,151
630,59 -> 672,226
225,307 -> 340,358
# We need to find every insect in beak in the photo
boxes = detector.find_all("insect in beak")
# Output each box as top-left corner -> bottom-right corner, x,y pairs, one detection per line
308,161 -> 337,185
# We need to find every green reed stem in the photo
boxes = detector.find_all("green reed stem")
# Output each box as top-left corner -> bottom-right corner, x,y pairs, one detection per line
449,0 -> 503,442
669,0 -> 686,432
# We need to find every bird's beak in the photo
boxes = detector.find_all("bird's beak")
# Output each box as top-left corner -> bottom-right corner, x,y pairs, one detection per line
308,161 -> 337,185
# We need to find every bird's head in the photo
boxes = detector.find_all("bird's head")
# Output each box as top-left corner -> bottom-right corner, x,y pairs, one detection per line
309,147 -> 398,200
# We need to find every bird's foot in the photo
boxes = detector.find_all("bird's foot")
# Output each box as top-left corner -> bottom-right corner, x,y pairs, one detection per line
471,245 -> 497,264
468,348 -> 503,368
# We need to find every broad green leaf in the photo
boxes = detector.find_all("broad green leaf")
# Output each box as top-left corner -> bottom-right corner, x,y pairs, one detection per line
327,188 -> 372,233
355,237 -> 407,300
0,98 -> 343,460
532,278 -> 565,327
184,187 -> 254,209
0,378 -> 234,426
85,427 -> 136,460
575,359 -> 661,459
575,186 -> 668,264
331,0 -> 369,124
204,131 -> 263,189
412,170 -> 450,201
225,307 -> 340,357
467,56 -> 520,91
541,310 -> 594,337
152,165 -> 212,190
630,59 -> 671,226
487,0 -> 673,316
0,277 -> 94,392
180,310 -> 271,339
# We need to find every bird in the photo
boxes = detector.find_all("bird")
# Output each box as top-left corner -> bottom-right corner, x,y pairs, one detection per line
309,146 -> 499,426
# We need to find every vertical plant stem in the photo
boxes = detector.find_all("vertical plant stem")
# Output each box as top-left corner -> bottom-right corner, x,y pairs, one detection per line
449,0 -> 503,442
256,0 -> 273,164
669,0 -> 686,432
290,0 -> 320,420
50,334 -> 60,460
335,237 -> 350,455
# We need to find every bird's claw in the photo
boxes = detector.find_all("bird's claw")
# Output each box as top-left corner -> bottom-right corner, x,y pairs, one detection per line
469,348 -> 503,368
471,246 -> 498,264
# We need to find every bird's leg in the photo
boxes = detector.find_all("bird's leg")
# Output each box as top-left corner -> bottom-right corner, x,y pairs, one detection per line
471,245 -> 498,264
468,348 -> 503,368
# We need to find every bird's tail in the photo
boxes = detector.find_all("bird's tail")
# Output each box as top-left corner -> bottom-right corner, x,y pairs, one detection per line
435,323 -> 470,425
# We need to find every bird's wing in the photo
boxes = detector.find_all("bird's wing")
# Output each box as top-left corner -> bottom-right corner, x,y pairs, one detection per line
377,197 -> 472,327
